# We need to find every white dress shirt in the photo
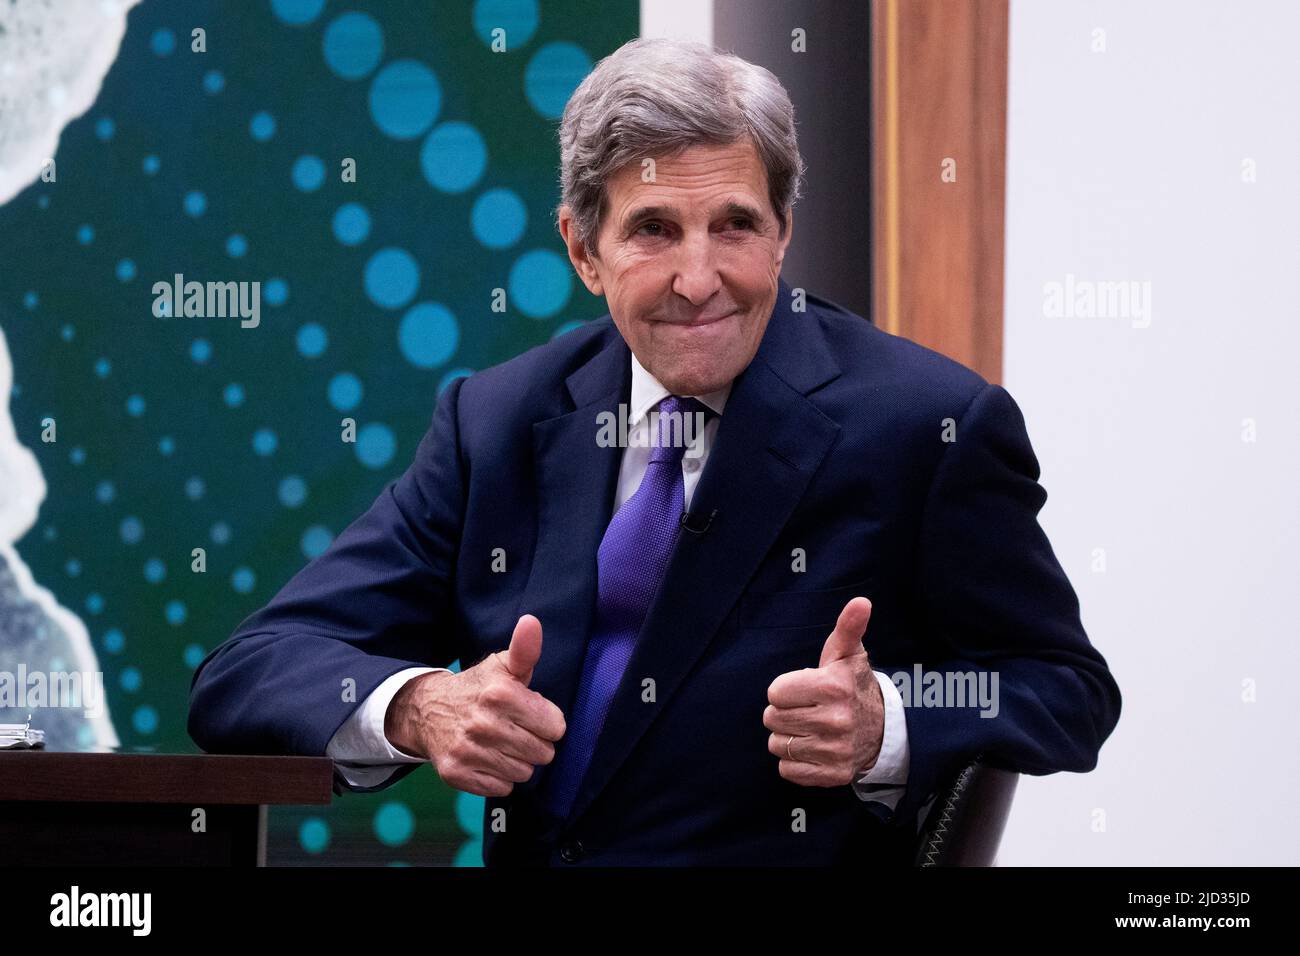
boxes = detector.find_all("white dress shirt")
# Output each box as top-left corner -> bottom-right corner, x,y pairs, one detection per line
328,352 -> 911,812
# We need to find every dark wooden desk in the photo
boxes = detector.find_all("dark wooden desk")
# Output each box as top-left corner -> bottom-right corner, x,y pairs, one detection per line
0,751 -> 333,866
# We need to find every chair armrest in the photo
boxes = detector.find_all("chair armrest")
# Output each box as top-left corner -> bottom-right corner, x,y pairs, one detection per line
913,755 -> 1019,867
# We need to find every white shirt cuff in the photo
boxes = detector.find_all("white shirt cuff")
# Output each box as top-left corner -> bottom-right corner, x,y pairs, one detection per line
852,669 -> 910,809
326,667 -> 449,788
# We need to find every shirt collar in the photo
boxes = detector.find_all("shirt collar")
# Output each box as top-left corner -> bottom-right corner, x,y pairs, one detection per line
628,350 -> 732,427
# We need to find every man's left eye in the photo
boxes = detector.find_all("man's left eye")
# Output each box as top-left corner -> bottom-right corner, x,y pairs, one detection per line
727,218 -> 755,231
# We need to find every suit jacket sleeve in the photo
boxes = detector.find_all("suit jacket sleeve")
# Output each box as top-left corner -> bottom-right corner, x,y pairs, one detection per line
873,382 -> 1122,830
187,376 -> 469,792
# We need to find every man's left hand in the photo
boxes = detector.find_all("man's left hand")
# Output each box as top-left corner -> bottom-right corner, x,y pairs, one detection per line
763,597 -> 884,787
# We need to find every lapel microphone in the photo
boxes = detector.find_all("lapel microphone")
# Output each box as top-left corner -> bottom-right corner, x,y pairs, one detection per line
680,507 -> 718,535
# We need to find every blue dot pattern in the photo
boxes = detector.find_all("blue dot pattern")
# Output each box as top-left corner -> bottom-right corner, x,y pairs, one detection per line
299,817 -> 330,854
292,155 -> 326,192
364,248 -> 419,310
471,188 -> 527,249
509,248 -> 573,318
368,60 -> 443,140
301,525 -> 333,559
374,801 -> 415,846
0,0 -> 634,868
327,371 -> 363,411
323,12 -> 384,80
399,303 -> 460,369
250,111 -> 277,141
296,323 -> 328,357
421,122 -> 488,193
473,0 -> 539,50
331,203 -> 370,246
524,42 -> 594,119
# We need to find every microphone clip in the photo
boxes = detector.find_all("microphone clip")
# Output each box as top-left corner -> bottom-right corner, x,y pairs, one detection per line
679,508 -> 718,535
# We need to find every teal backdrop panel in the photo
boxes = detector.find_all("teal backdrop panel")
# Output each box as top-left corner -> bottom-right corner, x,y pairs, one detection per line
0,0 -> 637,865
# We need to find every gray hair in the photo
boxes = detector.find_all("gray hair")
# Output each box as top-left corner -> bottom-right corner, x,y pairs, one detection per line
555,37 -> 806,257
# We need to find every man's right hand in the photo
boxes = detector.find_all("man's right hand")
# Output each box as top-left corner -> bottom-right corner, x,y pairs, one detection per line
384,614 -> 567,797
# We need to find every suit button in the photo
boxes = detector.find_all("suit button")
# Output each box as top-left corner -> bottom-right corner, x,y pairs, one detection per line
559,840 -> 584,863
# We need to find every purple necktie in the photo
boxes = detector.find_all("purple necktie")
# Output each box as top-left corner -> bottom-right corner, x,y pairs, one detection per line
542,394 -> 708,822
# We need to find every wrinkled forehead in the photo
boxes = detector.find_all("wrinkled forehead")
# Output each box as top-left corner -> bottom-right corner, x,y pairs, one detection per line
600,140 -> 772,223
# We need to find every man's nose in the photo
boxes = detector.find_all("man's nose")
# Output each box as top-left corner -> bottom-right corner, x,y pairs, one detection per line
671,230 -> 722,304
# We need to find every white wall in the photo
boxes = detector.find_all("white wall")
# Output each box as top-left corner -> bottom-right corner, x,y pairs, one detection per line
1002,0 -> 1300,864
640,0 -> 712,43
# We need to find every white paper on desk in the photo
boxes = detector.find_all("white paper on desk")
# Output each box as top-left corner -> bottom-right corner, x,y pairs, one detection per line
0,723 -> 45,748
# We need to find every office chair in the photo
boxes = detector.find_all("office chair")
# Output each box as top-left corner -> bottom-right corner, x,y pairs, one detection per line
913,756 -> 1019,866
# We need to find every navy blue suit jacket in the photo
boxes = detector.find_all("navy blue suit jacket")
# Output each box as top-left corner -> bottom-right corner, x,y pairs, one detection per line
188,277 -> 1121,865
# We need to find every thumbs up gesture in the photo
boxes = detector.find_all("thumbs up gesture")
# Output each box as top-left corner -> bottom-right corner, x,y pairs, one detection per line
385,614 -> 567,798
762,597 -> 885,787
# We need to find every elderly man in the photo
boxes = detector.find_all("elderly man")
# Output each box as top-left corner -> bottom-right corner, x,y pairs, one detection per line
188,38 -> 1120,866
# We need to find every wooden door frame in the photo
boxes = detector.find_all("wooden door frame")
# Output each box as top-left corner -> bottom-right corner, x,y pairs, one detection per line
871,0 -> 1009,384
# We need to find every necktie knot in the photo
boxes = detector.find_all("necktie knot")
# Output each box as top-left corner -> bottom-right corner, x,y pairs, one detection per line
649,395 -> 710,464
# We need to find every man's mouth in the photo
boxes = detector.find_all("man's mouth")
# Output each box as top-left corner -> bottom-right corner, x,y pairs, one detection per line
660,309 -> 738,328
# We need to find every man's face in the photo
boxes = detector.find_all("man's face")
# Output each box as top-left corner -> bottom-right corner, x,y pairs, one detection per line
560,139 -> 793,396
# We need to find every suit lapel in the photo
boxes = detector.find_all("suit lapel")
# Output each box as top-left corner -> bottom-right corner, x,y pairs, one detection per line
514,329 -> 629,800
562,278 -> 844,826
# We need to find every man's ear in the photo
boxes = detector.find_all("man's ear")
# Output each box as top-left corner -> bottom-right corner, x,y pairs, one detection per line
775,204 -> 794,269
558,206 -> 603,296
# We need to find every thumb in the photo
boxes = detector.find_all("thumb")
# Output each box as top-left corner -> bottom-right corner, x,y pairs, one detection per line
818,597 -> 872,668
504,614 -> 544,685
